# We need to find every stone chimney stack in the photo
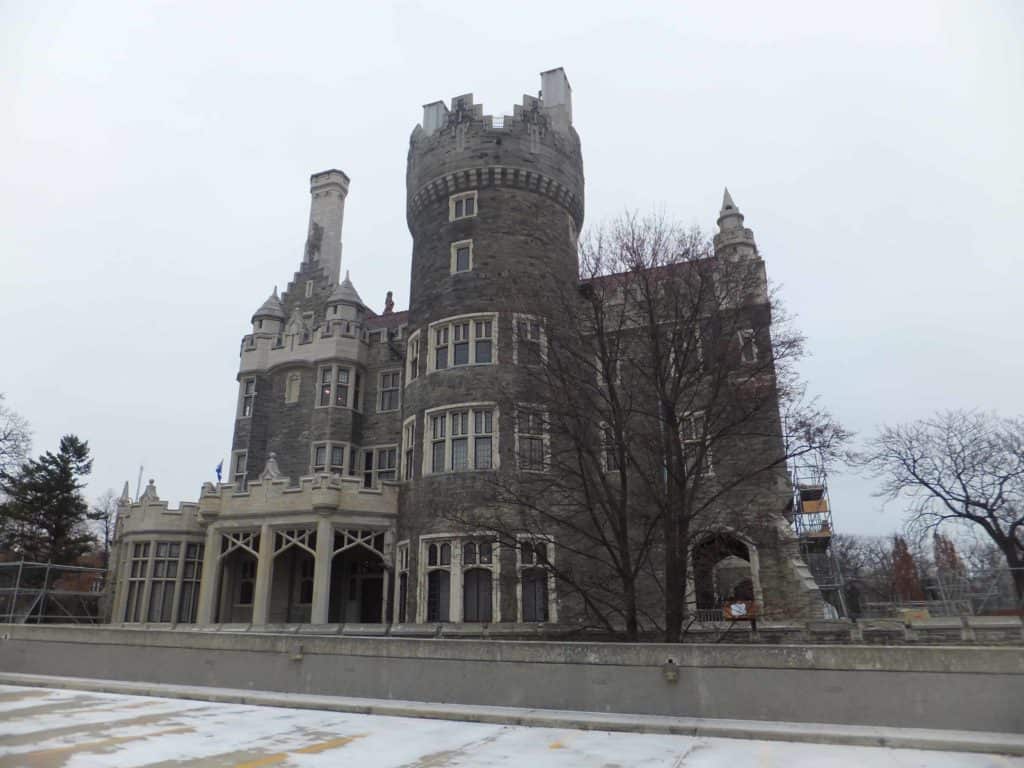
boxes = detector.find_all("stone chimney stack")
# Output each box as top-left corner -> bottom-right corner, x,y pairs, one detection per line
306,169 -> 350,285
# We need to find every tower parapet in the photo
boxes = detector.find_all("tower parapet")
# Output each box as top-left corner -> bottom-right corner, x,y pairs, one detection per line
407,68 -> 584,236
713,188 -> 759,261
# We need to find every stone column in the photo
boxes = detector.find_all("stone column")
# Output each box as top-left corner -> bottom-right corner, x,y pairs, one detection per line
311,517 -> 334,624
195,527 -> 222,624
251,524 -> 274,625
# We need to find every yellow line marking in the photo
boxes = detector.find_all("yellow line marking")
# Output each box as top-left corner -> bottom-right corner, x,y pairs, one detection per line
233,734 -> 367,767
22,726 -> 194,758
296,734 -> 367,753
549,739 -> 567,749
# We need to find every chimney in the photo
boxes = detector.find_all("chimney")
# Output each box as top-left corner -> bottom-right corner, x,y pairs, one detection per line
306,169 -> 350,285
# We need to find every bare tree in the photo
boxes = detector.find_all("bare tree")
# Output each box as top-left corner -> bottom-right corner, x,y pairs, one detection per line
91,489 -> 119,568
862,410 -> 1024,606
443,212 -> 848,640
0,394 -> 31,481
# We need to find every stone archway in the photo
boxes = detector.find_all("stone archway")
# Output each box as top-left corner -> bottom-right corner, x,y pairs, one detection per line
327,529 -> 388,624
691,531 -> 763,619
267,528 -> 317,623
214,530 -> 260,623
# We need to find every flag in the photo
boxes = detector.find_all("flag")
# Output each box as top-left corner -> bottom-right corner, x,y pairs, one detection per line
215,460 -> 223,482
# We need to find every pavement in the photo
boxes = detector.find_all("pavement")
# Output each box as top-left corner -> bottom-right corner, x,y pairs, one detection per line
0,676 -> 1022,767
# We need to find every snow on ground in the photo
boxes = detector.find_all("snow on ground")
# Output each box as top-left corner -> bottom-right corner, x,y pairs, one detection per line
0,685 -> 1017,767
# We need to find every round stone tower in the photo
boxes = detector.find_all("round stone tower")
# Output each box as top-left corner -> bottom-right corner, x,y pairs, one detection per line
397,68 -> 584,623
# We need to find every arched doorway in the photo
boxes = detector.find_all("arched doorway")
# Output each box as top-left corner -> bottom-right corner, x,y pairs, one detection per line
215,530 -> 260,623
328,529 -> 387,623
691,533 -> 758,619
267,528 -> 316,623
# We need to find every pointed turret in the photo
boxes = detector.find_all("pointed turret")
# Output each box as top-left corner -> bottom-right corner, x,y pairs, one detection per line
328,270 -> 367,309
251,287 -> 285,336
713,187 -> 759,261
326,270 -> 367,330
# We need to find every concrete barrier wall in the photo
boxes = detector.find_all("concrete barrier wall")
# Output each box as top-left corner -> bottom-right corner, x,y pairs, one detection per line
1,625 -> 1021,733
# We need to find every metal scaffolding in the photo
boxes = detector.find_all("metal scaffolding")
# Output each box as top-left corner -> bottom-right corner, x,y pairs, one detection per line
790,455 -> 848,617
0,560 -> 106,624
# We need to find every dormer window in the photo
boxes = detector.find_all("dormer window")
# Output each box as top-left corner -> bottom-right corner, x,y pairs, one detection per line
449,191 -> 477,221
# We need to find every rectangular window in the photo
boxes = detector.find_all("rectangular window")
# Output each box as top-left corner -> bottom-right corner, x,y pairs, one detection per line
431,414 -> 446,473
305,280 -> 314,298
474,320 -> 492,364
518,537 -> 553,623
435,326 -> 449,370
407,332 -> 421,382
517,408 -> 547,472
353,371 -> 362,411
335,368 -> 350,407
450,411 -> 469,471
240,378 -> 256,418
426,406 -> 498,474
396,542 -> 409,623
428,315 -> 498,371
330,445 -> 345,473
402,418 -> 416,480
232,451 -> 248,489
601,423 -> 621,472
147,541 -> 180,623
738,328 -> 758,363
453,323 -> 470,365
449,191 -> 478,221
313,443 -> 328,472
514,316 -> 545,366
319,367 -> 333,407
450,240 -> 473,273
376,447 -> 397,483
473,409 -> 493,469
379,371 -> 400,411
124,541 -> 150,623
177,542 -> 204,624
363,450 -> 374,488
312,442 -> 345,474
681,411 -> 713,476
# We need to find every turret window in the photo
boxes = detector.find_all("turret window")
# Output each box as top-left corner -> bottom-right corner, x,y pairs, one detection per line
407,332 -> 421,382
425,404 -> 499,474
737,328 -> 758,363
428,314 -> 498,372
516,406 -> 549,472
402,418 -> 416,480
513,314 -> 546,366
231,450 -> 248,489
450,239 -> 473,274
449,191 -> 477,221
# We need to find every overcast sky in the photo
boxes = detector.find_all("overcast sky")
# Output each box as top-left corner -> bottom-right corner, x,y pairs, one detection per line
2,1 -> 1021,536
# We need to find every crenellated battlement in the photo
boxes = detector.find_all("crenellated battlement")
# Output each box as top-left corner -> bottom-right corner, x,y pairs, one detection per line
407,68 -> 583,232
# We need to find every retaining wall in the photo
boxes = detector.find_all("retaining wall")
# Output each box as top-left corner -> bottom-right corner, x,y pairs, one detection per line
0,625 -> 1020,734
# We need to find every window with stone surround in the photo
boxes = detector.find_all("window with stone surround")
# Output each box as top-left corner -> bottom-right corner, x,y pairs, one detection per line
402,417 -> 416,481
285,372 -> 301,404
450,239 -> 473,273
516,406 -> 549,472
737,328 -> 758,364
311,442 -> 346,475
513,314 -> 546,366
231,450 -> 248,489
378,370 -> 401,412
239,378 -> 256,418
178,543 -> 204,623
362,445 -> 398,487
406,331 -> 421,383
123,542 -> 149,623
681,410 -> 713,476
449,191 -> 477,221
147,541 -> 180,622
418,534 -> 500,624
462,538 -> 496,623
425,539 -> 452,622
316,364 -> 360,409
396,541 -> 410,623
425,404 -> 498,475
518,535 -> 556,623
428,314 -> 497,372
600,422 -> 621,473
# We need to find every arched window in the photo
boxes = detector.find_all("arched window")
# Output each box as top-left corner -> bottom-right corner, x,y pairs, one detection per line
463,541 -> 477,565
439,542 -> 451,566
521,568 -> 548,622
427,569 -> 450,622
463,568 -> 493,623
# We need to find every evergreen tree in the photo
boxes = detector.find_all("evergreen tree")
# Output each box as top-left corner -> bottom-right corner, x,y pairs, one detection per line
0,435 -> 97,564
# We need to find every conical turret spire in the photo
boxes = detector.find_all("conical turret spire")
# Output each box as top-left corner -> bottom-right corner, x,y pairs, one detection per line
252,286 -> 286,320
714,186 -> 758,261
329,269 -> 366,308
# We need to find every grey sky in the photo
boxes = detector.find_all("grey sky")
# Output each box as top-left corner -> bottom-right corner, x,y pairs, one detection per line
2,1 -> 1021,536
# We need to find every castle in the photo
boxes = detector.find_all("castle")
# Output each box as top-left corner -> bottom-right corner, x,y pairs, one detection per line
110,69 -> 825,631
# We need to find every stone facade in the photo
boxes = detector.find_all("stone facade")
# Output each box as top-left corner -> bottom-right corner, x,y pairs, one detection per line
110,68 -> 823,631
